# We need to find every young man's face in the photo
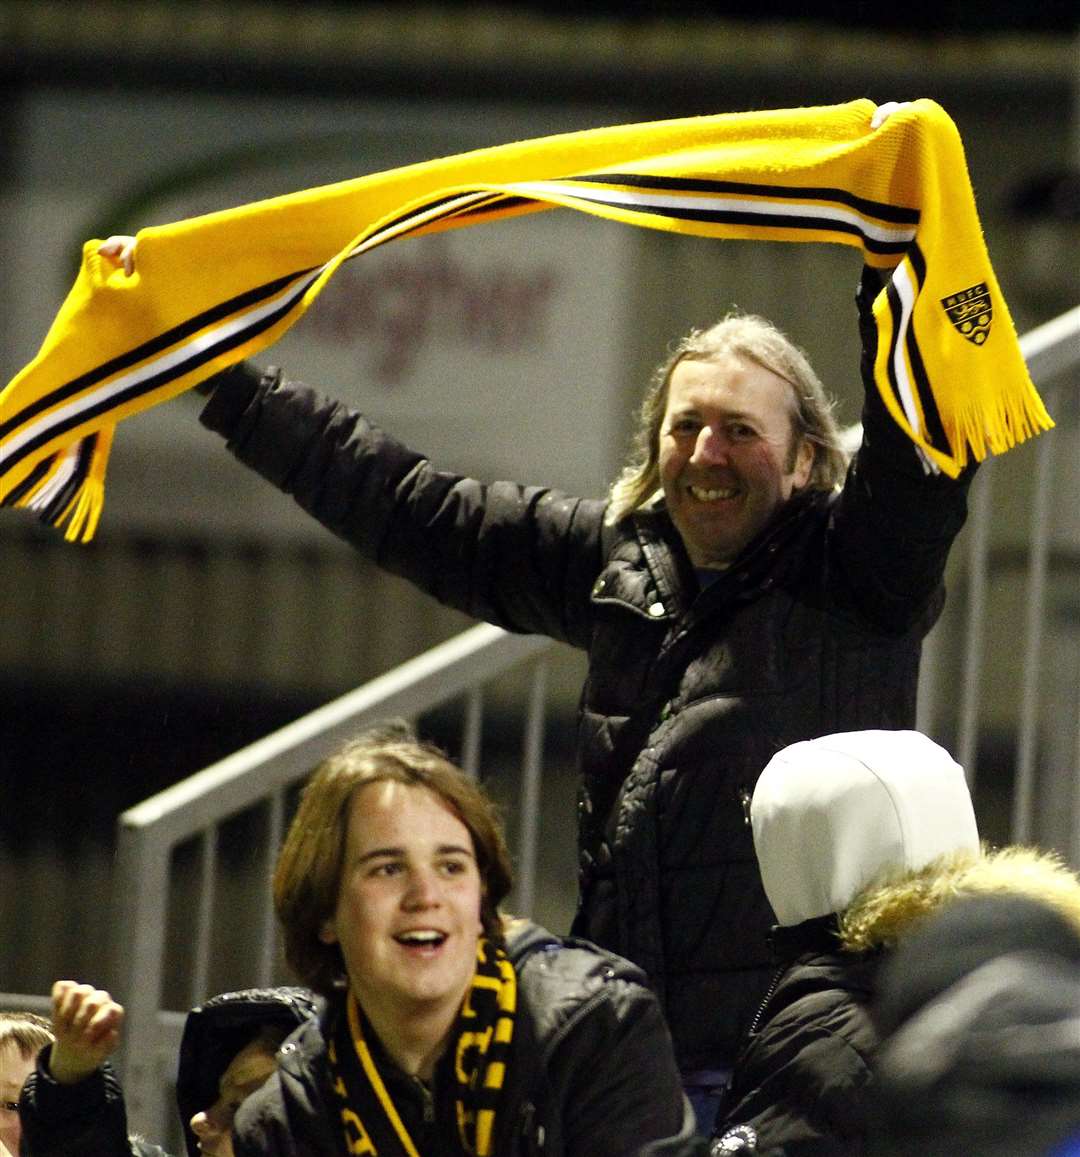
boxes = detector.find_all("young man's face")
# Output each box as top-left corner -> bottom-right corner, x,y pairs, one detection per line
0,1044 -> 35,1157
658,354 -> 813,569
321,781 -> 483,1034
188,1035 -> 279,1157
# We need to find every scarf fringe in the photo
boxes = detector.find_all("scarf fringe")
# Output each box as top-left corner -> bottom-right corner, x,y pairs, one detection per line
7,427 -> 112,543
925,385 -> 1055,476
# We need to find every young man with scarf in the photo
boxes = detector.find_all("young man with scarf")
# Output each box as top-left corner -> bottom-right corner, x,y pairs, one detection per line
231,723 -> 692,1157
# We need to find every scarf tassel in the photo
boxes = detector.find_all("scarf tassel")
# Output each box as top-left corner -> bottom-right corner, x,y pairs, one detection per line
14,427 -> 113,543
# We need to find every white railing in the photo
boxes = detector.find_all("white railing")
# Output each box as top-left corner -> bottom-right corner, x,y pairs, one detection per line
917,304 -> 1080,834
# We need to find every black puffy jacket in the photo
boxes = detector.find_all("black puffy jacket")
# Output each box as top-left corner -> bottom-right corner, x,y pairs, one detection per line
233,921 -> 693,1157
200,285 -> 972,1070
19,1056 -> 169,1157
715,920 -> 881,1156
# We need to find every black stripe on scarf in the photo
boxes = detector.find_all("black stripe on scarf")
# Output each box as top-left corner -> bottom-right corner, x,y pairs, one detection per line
1,453 -> 54,507
1,169 -> 917,478
573,172 -> 922,226
0,269 -> 322,477
903,245 -> 950,453
547,197 -> 912,254
882,246 -> 950,456
0,192 -> 503,472
38,433 -> 97,525
0,269 -> 313,446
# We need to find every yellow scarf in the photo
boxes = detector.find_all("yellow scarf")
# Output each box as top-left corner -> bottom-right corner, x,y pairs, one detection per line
0,98 -> 1052,541
328,940 -> 516,1157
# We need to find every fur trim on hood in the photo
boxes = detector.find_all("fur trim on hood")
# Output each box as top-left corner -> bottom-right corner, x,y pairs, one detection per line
838,844 -> 1080,953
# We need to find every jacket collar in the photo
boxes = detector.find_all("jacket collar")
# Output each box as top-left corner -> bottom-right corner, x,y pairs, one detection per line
592,489 -> 828,620
767,913 -> 845,960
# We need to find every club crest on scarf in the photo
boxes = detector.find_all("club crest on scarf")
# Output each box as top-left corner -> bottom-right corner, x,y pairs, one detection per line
940,282 -> 992,345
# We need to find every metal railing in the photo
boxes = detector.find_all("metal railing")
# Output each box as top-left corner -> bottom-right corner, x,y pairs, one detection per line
916,304 -> 1080,830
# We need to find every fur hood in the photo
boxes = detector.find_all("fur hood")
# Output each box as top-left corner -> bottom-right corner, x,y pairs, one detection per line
838,844 -> 1080,953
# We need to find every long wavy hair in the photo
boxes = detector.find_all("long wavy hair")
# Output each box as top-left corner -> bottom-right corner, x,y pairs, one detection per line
606,312 -> 848,524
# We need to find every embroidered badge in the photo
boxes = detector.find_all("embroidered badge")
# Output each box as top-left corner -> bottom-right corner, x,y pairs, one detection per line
941,282 -> 992,345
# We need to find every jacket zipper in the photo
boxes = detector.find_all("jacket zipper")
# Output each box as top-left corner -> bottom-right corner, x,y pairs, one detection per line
410,1076 -> 434,1123
746,964 -> 785,1038
514,968 -> 617,1151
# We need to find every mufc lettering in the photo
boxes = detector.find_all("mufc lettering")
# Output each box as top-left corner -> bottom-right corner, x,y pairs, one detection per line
941,282 -> 993,345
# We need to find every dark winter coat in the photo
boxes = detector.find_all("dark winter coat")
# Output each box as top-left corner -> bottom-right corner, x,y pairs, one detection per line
233,921 -> 693,1157
200,284 -> 972,1070
19,1054 -> 168,1157
715,919 -> 881,1156
869,894 -> 1080,1157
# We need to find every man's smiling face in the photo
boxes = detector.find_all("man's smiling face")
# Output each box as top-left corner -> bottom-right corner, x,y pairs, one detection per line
658,354 -> 813,569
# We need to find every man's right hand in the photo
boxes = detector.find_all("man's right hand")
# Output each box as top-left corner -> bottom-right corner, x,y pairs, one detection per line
48,980 -> 125,1085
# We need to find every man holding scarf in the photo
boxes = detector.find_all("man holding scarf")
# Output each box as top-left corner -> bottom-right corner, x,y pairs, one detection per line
232,723 -> 692,1157
185,279 -> 973,1133
96,101 -> 982,1127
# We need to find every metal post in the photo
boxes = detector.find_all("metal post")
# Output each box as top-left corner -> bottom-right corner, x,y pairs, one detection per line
190,827 -> 218,1007
257,790 -> 285,986
112,824 -> 172,1142
515,657 -> 548,917
955,463 -> 993,784
1012,384 -> 1061,843
462,687 -> 484,778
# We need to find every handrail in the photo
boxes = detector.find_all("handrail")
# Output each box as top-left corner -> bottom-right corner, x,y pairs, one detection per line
1018,304 -> 1080,379
913,302 -> 1079,767
117,623 -> 550,845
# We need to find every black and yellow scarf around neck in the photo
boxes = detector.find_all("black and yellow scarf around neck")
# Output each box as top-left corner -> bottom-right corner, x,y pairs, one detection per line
0,98 -> 1052,541
327,938 -> 516,1157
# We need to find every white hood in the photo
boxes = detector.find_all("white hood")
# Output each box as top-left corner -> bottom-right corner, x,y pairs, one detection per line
752,730 -> 980,927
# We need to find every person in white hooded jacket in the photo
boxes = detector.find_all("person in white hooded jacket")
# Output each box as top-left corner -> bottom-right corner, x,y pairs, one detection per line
709,729 -> 1080,1157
